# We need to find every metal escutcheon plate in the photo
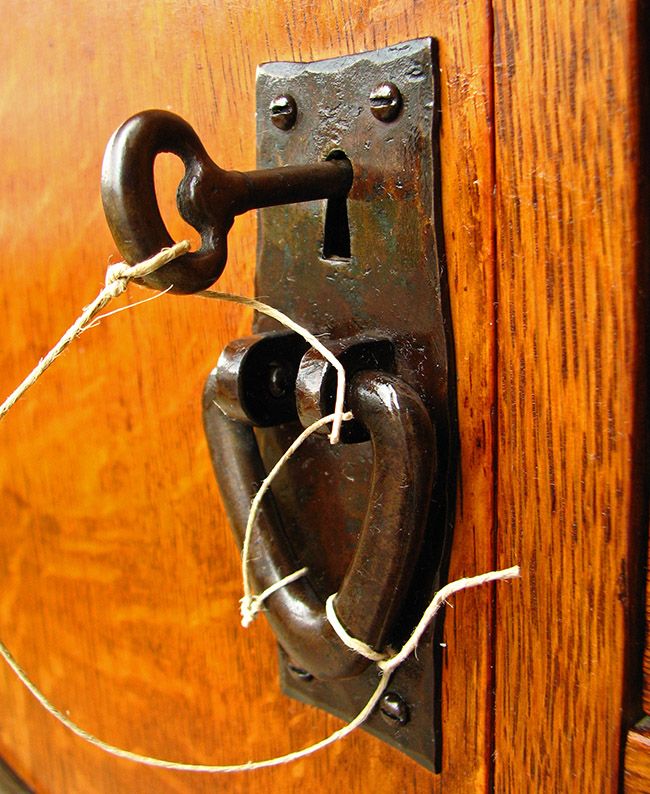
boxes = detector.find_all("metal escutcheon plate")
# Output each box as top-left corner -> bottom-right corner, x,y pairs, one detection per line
253,38 -> 455,771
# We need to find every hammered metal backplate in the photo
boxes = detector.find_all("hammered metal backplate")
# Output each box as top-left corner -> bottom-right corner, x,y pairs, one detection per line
253,38 -> 455,771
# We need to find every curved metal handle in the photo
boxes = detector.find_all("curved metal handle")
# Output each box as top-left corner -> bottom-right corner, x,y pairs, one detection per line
203,369 -> 436,680
101,109 -> 353,294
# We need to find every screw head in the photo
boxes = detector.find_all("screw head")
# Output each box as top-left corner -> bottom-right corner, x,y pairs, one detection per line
379,691 -> 410,726
270,94 -> 297,130
287,661 -> 313,682
369,82 -> 402,122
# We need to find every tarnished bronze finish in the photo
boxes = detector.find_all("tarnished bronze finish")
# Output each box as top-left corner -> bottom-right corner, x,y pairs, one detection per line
106,37 -> 454,770
203,368 -> 436,681
101,109 -> 352,293
213,331 -> 308,426
294,334 -> 395,443
252,38 -> 454,771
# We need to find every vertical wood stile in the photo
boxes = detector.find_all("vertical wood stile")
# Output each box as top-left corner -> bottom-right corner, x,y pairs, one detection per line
493,0 -> 647,790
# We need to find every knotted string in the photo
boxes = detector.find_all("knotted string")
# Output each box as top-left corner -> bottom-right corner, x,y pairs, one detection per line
0,242 -> 521,772
0,241 -> 191,421
238,411 -> 353,628
0,564 -> 519,773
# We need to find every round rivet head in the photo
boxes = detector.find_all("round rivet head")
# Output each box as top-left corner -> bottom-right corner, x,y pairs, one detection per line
379,691 -> 410,725
268,362 -> 291,399
270,94 -> 297,130
369,82 -> 402,122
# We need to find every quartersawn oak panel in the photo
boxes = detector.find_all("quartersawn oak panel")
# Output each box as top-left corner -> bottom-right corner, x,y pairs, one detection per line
493,0 -> 646,791
625,719 -> 650,794
0,1 -> 495,792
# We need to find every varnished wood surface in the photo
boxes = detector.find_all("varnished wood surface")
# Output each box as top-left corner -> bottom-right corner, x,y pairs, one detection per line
0,2 -> 496,792
493,1 -> 646,792
625,719 -> 650,794
645,523 -> 650,714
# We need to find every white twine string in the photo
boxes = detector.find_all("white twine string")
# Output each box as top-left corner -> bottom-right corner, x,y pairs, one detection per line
328,567 -> 525,676
0,241 -> 191,421
85,284 -> 174,328
240,566 -> 309,628
0,566 -> 520,773
238,411 -> 353,627
197,290 -> 346,445
325,594 -> 388,662
0,242 -> 347,444
0,242 -> 521,773
0,240 -> 350,645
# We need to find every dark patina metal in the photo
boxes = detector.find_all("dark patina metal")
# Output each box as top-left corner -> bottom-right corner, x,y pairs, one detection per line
212,331 -> 308,426
100,110 -> 351,293
204,365 -> 436,681
245,38 -> 455,771
295,334 -> 395,443
101,37 -> 454,772
287,662 -> 314,683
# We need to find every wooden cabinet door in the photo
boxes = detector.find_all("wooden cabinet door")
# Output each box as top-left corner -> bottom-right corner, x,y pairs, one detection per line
0,2 -> 644,792
492,3 -> 647,791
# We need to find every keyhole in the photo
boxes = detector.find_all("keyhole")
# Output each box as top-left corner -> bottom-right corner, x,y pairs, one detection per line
322,152 -> 351,260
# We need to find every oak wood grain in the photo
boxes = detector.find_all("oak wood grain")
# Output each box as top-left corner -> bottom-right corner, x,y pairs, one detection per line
625,719 -> 650,794
493,0 -> 647,791
0,1 -> 495,792
645,523 -> 650,715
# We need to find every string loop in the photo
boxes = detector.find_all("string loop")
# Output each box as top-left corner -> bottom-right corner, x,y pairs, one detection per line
0,243 -> 521,773
325,594 -> 388,662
